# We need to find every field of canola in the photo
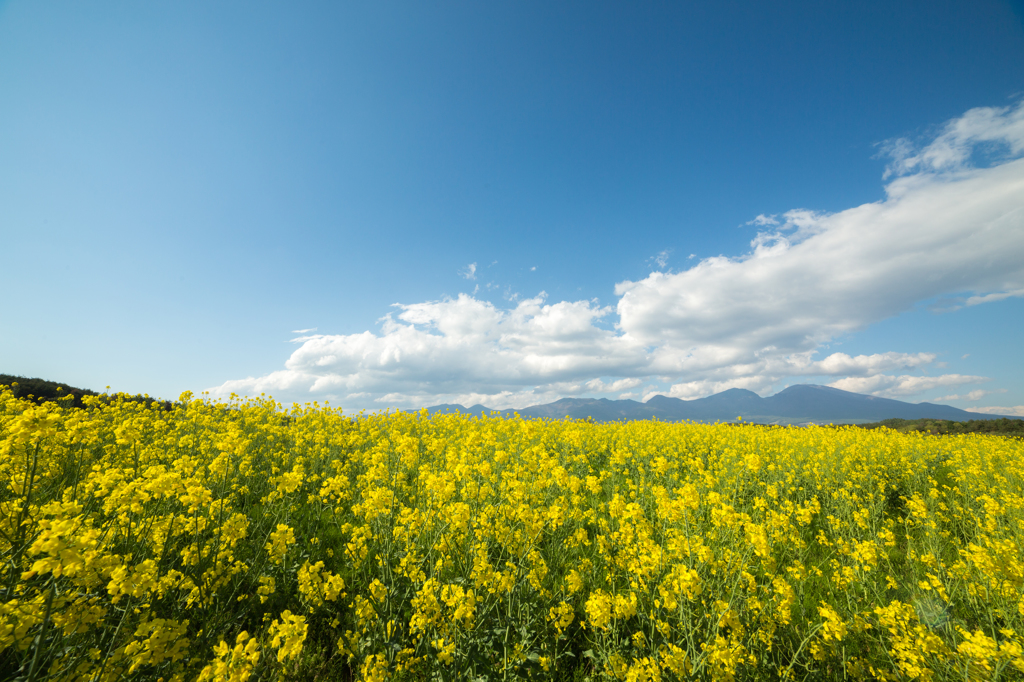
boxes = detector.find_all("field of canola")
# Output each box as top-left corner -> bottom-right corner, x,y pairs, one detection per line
2,386 -> 1024,682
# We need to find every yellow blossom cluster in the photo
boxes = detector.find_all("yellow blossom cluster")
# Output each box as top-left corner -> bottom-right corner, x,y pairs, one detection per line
1,384 -> 1023,680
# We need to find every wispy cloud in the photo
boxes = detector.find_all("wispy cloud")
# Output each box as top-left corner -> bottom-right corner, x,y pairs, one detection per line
828,374 -> 990,399
291,327 -> 317,334
747,214 -> 779,226
881,100 -> 1024,178
648,250 -> 671,269
934,388 -> 1005,402
965,288 -> 1024,306
211,102 -> 1024,409
967,405 -> 1024,417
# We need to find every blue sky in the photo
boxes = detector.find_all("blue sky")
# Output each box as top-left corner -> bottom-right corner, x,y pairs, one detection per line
2,1 -> 1023,415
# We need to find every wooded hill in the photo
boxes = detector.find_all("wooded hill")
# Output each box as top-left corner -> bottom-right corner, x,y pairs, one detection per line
0,374 -> 171,410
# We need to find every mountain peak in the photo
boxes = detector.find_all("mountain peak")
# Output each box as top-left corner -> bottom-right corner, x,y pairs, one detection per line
720,387 -> 759,394
774,384 -> 879,402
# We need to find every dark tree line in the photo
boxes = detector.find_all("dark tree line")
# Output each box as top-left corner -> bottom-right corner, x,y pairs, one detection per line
857,417 -> 1024,436
0,374 -> 172,411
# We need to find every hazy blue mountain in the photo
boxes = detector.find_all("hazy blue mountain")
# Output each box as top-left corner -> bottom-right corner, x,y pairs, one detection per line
417,384 -> 1020,424
760,385 -> 979,422
420,403 -> 491,416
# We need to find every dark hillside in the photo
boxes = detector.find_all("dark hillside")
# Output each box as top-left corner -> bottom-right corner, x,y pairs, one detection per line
0,374 -> 99,408
0,374 -> 172,410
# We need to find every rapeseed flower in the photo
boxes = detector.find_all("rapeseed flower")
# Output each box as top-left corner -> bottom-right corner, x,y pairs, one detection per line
2,384 -> 1023,680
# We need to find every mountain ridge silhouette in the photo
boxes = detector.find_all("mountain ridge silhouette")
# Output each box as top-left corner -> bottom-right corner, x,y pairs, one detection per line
417,384 -> 1021,424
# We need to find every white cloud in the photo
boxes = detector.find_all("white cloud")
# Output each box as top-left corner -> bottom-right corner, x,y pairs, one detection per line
648,250 -> 671,269
291,327 -> 317,334
747,214 -> 779,226
211,102 -> 1024,409
641,351 -> 937,402
214,294 -> 651,408
882,101 -> 1024,178
828,374 -> 990,399
586,377 -> 643,393
934,389 -> 1005,402
655,376 -> 776,401
966,406 -> 1024,417
965,288 -> 1024,306
616,149 -> 1024,357
793,351 -> 935,375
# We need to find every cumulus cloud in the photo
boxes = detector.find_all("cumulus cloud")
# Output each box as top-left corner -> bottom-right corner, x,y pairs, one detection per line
211,102 -> 1024,409
213,294 -> 649,408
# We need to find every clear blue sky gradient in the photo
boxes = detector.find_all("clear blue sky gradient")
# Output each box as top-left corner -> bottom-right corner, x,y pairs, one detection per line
2,1 -> 1023,410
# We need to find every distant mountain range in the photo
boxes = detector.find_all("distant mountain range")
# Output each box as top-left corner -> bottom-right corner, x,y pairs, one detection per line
420,384 -> 1021,425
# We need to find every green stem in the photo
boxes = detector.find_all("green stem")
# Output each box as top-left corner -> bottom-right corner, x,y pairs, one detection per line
26,577 -> 57,682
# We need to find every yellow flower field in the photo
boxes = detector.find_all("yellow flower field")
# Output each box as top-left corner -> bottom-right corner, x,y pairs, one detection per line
2,385 -> 1023,681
